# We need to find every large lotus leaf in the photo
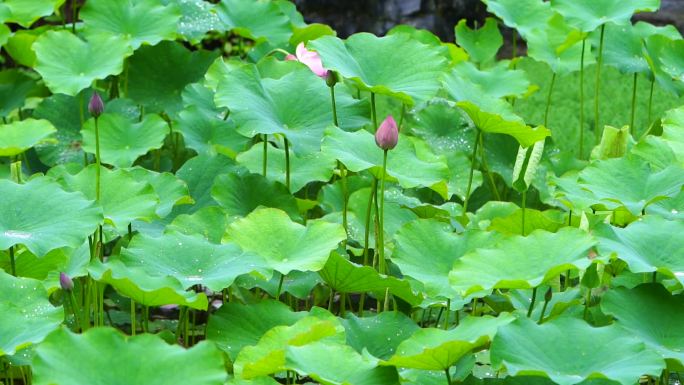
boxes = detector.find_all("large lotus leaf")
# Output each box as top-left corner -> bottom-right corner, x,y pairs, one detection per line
342,312 -> 420,360
235,314 -> 345,378
321,125 -> 449,197
488,208 -> 566,235
50,164 -> 158,231
0,69 -> 42,117
450,228 -> 596,296
81,0 -> 180,49
33,327 -> 226,385
82,113 -> 168,168
457,101 -> 550,148
33,93 -> 86,166
217,0 -> 291,45
117,231 -> 267,292
89,258 -> 208,309
526,13 -> 592,75
643,35 -> 684,97
595,216 -> 684,280
453,61 -> 530,100
319,252 -> 423,306
170,0 -> 222,43
550,0 -> 660,32
491,317 -> 665,385
384,315 -> 514,370
660,39 -> 684,84
214,63 -> 368,154
286,342 -> 401,385
127,167 -> 192,218
0,177 -> 101,256
128,41 -> 219,114
212,172 -> 300,219
483,0 -> 553,39
595,22 -> 650,74
575,157 -> 684,215
236,142 -> 336,193
393,220 -> 497,299
206,300 -> 307,360
0,271 -> 62,356
226,208 -> 345,275
454,18 -> 502,65
602,284 -> 684,366
310,33 -> 448,105
32,31 -> 132,96
178,106 -> 250,158
167,206 -> 228,244
2,0 -> 63,27
661,106 -> 684,164
0,118 -> 55,157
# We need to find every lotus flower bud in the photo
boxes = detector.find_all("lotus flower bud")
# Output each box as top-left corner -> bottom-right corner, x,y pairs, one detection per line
60,272 -> 74,292
325,70 -> 339,87
375,115 -> 399,150
88,91 -> 104,118
284,53 -> 296,61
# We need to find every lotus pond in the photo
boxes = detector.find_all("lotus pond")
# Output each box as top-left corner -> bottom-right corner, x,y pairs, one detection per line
2,0 -> 684,384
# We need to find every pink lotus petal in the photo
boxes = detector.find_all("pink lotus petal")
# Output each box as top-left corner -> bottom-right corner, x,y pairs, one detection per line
295,42 -> 328,79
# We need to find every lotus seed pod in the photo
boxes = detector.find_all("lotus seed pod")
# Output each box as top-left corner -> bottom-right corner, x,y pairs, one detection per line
59,272 -> 74,292
375,115 -> 399,150
88,91 -> 104,118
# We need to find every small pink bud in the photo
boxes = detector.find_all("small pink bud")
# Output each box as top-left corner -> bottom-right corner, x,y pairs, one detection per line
375,115 -> 399,150
88,91 -> 104,118
284,54 -> 296,61
59,272 -> 73,292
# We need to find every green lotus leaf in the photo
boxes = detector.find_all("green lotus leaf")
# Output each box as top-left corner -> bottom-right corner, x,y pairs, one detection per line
128,41 -> 219,114
456,101 -> 550,148
590,125 -> 631,161
310,33 -> 449,105
170,153 -> 242,218
33,93 -> 86,166
82,113 -> 168,168
342,312 -> 420,360
169,0 -> 222,43
217,0 -> 292,45
660,39 -> 684,84
50,164 -> 158,231
5,27 -> 43,67
290,23 -> 336,46
645,190 -> 684,221
455,61 -> 530,99
167,206 -> 228,244
595,22 -> 650,74
319,252 -> 423,306
491,317 -> 665,385
661,106 -> 684,163
89,258 -> 208,309
0,270 -> 62,356
236,143 -> 336,193
236,270 -> 322,300
286,342 -> 401,385
178,104 -> 249,158
235,314 -> 345,378
488,208 -> 566,235
483,0 -> 553,39
449,228 -> 596,296
2,0 -> 63,28
387,25 -> 468,64
0,118 -> 55,157
550,0 -> 660,32
526,13 -> 592,75
33,31 -> 132,96
206,300 -> 306,360
574,156 -> 684,215
81,0 -> 181,49
601,284 -> 684,367
321,125 -> 449,197
595,216 -> 684,280
116,231 -> 266,292
226,208 -> 345,275
33,327 -> 226,385
384,314 -> 514,370
643,34 -> 684,96
0,69 -> 42,118
127,167 -> 192,218
214,63 -> 368,154
212,172 -> 300,220
0,177 -> 101,256
454,18 -> 502,65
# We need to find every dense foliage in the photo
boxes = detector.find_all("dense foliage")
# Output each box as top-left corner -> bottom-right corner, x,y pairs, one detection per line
1,0 -> 684,384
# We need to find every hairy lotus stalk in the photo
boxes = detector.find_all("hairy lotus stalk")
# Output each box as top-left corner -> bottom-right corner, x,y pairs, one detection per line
375,115 -> 398,278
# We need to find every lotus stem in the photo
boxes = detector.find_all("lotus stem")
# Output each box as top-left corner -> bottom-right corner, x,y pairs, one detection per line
521,190 -> 527,236
69,291 -> 82,332
94,117 -> 101,202
443,299 -> 451,330
131,299 -> 136,336
478,132 -> 501,201
544,72 -> 556,127
594,24 -> 606,143
630,73 -> 638,136
371,93 -> 377,130
361,176 -> 375,267
276,274 -> 285,299
284,137 -> 290,190
330,85 -> 338,126
8,246 -> 15,276
262,134 -> 268,177
579,38 -> 586,158
445,367 -> 452,384
648,78 -> 655,127
330,85 -> 349,247
462,128 -> 480,218
378,150 -> 388,275
538,291 -> 550,324
527,287 -> 537,317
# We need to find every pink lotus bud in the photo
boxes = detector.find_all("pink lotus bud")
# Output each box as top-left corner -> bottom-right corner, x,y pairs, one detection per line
284,54 -> 296,61
60,272 -> 74,292
295,42 -> 328,79
375,115 -> 399,150
88,91 -> 104,118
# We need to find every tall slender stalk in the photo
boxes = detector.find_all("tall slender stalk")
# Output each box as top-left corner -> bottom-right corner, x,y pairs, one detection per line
378,150 -> 388,275
262,135 -> 268,177
544,73 -> 556,127
370,93 -> 377,130
630,73 -> 638,136
521,190 -> 527,236
648,78 -> 655,128
462,129 -> 480,218
478,132 -> 500,201
94,117 -> 102,201
594,24 -> 606,143
330,84 -> 348,247
579,38 -> 586,158
445,368 -> 452,385
527,287 -> 537,317
284,137 -> 290,190
8,246 -> 15,276
362,178 -> 377,267
131,300 -> 136,336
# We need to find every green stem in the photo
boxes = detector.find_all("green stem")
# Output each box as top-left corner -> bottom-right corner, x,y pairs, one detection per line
445,367 -> 452,385
538,294 -> 550,324
284,137 -> 290,191
630,73 -> 638,136
362,179 -> 377,266
462,129 -> 480,218
8,246 -> 15,276
69,291 -> 82,331
594,24 -> 606,143
521,190 -> 527,236
544,72 -> 556,127
443,299 -> 450,330
378,150 -> 388,275
328,290 -> 334,312
94,117 -> 101,201
648,78 -> 655,127
340,292 -> 346,316
83,278 -> 91,330
262,135 -> 268,177
478,132 -> 501,201
276,274 -> 285,299
130,299 -> 136,336
340,161 -> 349,248
371,93 -> 377,131
79,93 -> 84,129
330,85 -> 338,126
527,287 -> 537,318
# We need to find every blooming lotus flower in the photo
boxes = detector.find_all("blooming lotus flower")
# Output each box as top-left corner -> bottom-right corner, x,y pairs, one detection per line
59,272 -> 74,292
88,91 -> 104,118
375,115 -> 399,150
286,42 -> 328,79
